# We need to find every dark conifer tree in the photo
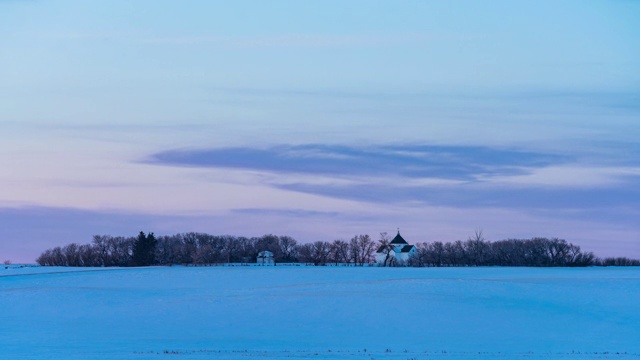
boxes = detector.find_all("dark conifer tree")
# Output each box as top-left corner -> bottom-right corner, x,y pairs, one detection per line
132,231 -> 157,266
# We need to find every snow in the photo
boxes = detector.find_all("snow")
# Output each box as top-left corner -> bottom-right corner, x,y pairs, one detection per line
1,266 -> 639,359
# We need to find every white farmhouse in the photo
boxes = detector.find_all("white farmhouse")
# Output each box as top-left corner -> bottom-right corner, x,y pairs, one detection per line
375,231 -> 416,266
257,250 -> 275,265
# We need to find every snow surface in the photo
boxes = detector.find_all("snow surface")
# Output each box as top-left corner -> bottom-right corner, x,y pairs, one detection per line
1,266 -> 639,359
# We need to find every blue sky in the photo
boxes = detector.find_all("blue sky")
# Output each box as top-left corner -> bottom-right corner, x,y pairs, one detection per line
1,0 -> 639,262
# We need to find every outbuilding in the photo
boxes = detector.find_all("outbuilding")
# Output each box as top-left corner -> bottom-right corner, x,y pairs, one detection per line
257,250 -> 275,265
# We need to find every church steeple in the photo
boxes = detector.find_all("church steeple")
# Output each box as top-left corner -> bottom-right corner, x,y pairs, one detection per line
390,229 -> 408,245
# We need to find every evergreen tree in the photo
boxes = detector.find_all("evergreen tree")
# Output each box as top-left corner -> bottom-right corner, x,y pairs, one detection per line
132,231 -> 157,266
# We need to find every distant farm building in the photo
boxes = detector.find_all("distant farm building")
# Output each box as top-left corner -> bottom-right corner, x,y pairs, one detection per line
257,250 -> 275,265
375,230 -> 416,265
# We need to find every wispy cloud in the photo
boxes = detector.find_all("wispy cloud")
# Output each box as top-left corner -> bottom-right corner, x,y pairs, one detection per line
275,181 -> 640,210
509,90 -> 640,112
140,32 -> 482,48
147,144 -> 568,182
141,34 -> 398,47
43,32 -> 456,48
479,165 -> 640,188
43,31 -> 470,48
146,144 -> 640,211
231,208 -> 340,218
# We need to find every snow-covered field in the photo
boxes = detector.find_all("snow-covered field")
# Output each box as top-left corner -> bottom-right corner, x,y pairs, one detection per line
1,265 -> 639,359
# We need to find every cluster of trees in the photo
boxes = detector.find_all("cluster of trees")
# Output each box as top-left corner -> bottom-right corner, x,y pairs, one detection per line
35,231 -> 638,268
407,235 -> 597,267
593,257 -> 640,267
37,234 -> 134,267
35,232 -> 379,267
297,235 -> 377,266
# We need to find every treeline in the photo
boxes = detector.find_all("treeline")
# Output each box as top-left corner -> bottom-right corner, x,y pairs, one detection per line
37,232 -> 294,267
594,257 -> 640,267
35,232 -> 378,267
35,231 -> 638,267
408,237 -> 597,267
407,237 -> 640,267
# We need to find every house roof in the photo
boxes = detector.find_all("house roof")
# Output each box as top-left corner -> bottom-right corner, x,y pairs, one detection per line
390,231 -> 408,245
400,245 -> 415,253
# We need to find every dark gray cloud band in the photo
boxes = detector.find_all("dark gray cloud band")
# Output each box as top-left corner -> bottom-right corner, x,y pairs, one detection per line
148,144 -> 568,181
146,144 -> 640,210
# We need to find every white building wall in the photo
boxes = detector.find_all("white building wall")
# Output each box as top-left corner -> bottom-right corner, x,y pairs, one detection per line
257,251 -> 275,265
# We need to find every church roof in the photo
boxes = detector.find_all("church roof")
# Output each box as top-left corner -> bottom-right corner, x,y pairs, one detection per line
390,231 -> 408,245
400,245 -> 415,253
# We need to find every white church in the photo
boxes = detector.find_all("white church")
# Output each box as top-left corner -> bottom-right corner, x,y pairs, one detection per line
375,230 -> 417,265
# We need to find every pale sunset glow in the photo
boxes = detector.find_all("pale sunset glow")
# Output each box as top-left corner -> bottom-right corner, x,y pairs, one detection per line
1,0 -> 639,262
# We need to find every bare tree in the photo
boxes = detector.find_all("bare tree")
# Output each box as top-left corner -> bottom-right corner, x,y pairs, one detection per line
311,241 -> 330,266
464,229 -> 490,266
349,234 -> 375,266
222,235 -> 239,265
92,235 -> 110,266
256,234 -> 282,261
376,232 -> 396,267
236,236 -> 257,264
329,239 -> 350,266
296,241 -> 331,266
407,242 -> 429,267
155,235 -> 180,265
62,243 -> 81,266
278,236 -> 298,263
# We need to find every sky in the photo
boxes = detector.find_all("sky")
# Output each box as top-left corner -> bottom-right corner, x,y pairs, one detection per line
1,0 -> 639,263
